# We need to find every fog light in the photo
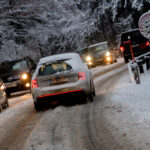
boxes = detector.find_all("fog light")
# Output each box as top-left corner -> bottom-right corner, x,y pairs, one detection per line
88,62 -> 92,65
107,57 -> 111,61
25,83 -> 30,87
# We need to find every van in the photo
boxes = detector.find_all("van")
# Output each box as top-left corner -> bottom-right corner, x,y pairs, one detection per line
120,29 -> 150,63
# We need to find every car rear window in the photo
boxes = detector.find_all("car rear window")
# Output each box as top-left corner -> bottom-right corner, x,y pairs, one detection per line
38,62 -> 72,76
121,30 -> 146,44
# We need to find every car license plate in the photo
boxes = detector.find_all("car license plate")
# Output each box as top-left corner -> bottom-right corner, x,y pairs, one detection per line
5,82 -> 17,88
50,77 -> 67,84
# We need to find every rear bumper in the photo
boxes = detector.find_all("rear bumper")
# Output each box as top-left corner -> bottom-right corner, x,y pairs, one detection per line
36,90 -> 86,104
38,89 -> 83,98
124,47 -> 150,57
32,80 -> 90,101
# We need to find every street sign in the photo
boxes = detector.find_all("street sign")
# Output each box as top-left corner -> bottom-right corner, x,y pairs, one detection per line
138,11 -> 150,39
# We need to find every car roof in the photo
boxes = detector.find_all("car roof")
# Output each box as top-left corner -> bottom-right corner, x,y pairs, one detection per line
121,28 -> 139,35
39,53 -> 80,65
1,56 -> 31,66
89,41 -> 107,48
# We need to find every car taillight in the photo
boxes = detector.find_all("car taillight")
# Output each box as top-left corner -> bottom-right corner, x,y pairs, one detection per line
78,72 -> 86,80
120,46 -> 124,52
146,41 -> 150,46
32,79 -> 39,88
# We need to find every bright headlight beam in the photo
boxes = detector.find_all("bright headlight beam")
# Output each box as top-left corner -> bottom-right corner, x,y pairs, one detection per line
21,73 -> 28,80
25,83 -> 30,87
0,84 -> 5,90
88,62 -> 92,65
86,56 -> 91,61
106,51 -> 110,56
107,57 -> 111,61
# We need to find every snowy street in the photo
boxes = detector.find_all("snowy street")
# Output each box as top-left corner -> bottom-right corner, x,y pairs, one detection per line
0,60 -> 150,150
0,1 -> 149,150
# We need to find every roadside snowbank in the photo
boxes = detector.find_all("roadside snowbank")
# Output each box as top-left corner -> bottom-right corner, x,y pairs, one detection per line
104,71 -> 150,150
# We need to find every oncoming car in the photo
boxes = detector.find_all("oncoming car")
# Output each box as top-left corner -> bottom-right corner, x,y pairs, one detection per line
31,53 -> 95,111
77,42 -> 117,68
0,57 -> 36,97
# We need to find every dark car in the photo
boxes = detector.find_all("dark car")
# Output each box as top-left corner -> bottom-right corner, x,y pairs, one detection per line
120,29 -> 150,63
0,57 -> 36,97
77,42 -> 117,68
0,79 -> 9,112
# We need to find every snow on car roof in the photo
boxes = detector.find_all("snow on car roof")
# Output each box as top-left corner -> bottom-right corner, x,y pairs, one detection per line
39,53 -> 80,64
89,41 -> 107,48
121,28 -> 139,35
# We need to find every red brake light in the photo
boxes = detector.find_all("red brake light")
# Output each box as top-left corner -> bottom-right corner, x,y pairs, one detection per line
32,79 -> 39,88
120,46 -> 124,52
146,41 -> 150,46
78,72 -> 86,80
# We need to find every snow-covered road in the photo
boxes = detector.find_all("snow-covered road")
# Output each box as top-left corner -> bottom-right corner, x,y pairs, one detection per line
1,60 -> 150,150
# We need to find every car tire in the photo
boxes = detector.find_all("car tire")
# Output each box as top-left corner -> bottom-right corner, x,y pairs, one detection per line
5,99 -> 9,108
6,90 -> 11,98
3,95 -> 9,109
114,59 -> 117,63
110,60 -> 114,64
89,93 -> 93,102
34,101 -> 42,111
86,91 -> 94,103
124,56 -> 129,63
91,80 -> 96,96
0,105 -> 2,113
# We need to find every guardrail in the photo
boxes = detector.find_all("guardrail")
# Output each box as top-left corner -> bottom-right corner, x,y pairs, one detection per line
128,52 -> 150,84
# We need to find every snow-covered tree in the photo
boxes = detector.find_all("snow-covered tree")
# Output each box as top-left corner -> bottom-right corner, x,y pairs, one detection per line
0,0 -> 149,61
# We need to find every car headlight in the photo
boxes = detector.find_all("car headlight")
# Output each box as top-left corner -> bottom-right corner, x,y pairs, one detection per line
106,51 -> 110,56
88,62 -> 92,65
25,82 -> 30,87
86,56 -> 92,61
0,84 -> 5,90
106,56 -> 111,61
21,73 -> 28,80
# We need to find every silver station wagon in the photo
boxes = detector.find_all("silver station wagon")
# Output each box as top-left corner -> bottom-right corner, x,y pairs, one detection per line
31,53 -> 95,111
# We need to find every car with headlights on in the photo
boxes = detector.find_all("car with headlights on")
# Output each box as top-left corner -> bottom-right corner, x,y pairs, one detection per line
0,79 -> 9,112
77,42 -> 117,68
0,57 -> 36,97
31,53 -> 95,111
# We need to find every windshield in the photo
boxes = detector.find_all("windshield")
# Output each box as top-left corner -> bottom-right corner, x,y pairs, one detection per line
0,61 -> 28,74
90,43 -> 108,53
38,61 -> 72,76
121,30 -> 146,44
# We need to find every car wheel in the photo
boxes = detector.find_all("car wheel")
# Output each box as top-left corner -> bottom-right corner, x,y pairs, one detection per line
124,56 -> 129,63
3,95 -> 9,109
91,80 -> 96,96
34,101 -> 42,111
114,59 -> 117,63
110,60 -> 114,64
89,93 -> 93,102
6,90 -> 11,98
5,99 -> 9,108
0,105 -> 2,113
